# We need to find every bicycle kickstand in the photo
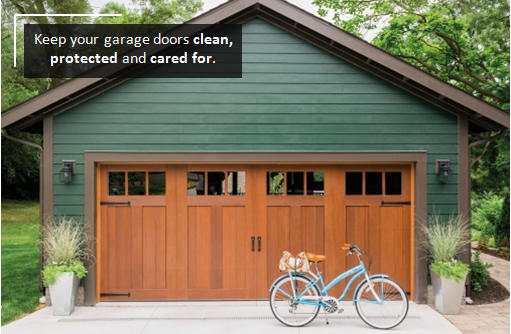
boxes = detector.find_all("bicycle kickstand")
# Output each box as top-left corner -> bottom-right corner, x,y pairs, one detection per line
321,301 -> 330,325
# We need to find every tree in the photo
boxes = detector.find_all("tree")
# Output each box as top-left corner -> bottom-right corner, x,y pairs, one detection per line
313,0 -> 510,197
1,131 -> 41,199
2,0 -> 204,199
313,0 -> 510,109
495,192 -> 510,244
95,0 -> 203,24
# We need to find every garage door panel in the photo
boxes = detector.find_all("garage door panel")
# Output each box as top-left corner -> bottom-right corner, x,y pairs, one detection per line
266,207 -> 289,288
346,206 -> 369,298
380,205 -> 410,293
115,207 -> 131,289
302,206 -> 325,256
368,206 -> 381,275
221,207 -> 246,290
131,206 -> 143,290
211,206 -> 223,289
187,205 -> 248,294
265,206 -> 325,292
142,207 -> 166,290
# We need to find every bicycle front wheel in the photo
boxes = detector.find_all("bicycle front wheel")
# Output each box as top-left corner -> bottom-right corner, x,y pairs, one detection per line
269,275 -> 320,327
355,277 -> 409,329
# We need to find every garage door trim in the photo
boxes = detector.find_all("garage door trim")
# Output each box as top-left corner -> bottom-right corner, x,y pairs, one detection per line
84,151 -> 427,305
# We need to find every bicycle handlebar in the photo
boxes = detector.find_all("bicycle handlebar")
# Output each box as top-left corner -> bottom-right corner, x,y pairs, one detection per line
341,244 -> 363,255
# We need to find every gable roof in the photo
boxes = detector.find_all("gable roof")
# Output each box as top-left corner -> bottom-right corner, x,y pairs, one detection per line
2,0 -> 509,133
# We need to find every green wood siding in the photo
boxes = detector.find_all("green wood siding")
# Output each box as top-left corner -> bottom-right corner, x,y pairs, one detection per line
53,18 -> 458,216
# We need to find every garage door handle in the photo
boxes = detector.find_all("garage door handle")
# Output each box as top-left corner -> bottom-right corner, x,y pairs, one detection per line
251,237 -> 255,252
258,237 -> 262,252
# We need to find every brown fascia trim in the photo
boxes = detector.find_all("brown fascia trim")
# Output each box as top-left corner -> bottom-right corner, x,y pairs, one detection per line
4,78 -> 129,131
2,78 -> 103,129
83,151 -> 428,304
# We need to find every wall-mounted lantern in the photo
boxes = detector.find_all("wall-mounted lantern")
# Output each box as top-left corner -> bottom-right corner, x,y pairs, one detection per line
59,160 -> 76,184
436,160 -> 452,183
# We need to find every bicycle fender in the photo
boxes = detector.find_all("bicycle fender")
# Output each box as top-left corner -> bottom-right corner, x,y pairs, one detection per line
269,272 -> 310,291
352,274 -> 389,305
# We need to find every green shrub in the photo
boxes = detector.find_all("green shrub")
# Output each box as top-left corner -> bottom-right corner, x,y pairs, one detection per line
431,260 -> 470,283
470,251 -> 494,292
471,229 -> 481,242
495,192 -> 510,244
471,192 -> 504,238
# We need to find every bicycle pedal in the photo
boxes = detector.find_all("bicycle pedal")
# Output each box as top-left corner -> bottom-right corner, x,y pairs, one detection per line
338,309 -> 344,314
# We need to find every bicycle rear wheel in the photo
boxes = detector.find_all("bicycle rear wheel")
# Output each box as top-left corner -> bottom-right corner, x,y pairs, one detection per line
269,275 -> 320,327
355,277 -> 409,329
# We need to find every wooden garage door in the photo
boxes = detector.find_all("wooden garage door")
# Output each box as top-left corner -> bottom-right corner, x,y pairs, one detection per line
99,165 -> 168,300
182,166 -> 257,299
253,166 -> 326,299
340,165 -> 412,298
98,163 -> 412,301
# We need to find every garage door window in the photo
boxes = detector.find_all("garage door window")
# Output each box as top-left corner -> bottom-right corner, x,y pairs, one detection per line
108,172 -> 125,195
268,171 -> 324,196
346,171 -> 402,195
149,172 -> 166,195
188,171 -> 246,196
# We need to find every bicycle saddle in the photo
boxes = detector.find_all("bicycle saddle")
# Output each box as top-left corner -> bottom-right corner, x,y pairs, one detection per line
306,253 -> 326,263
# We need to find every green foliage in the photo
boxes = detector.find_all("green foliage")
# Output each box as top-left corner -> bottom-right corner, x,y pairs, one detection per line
419,212 -> 471,263
471,229 -> 481,242
470,251 -> 494,292
42,261 -> 87,287
314,0 -> 510,109
1,200 -> 41,325
471,131 -> 510,197
471,191 -> 504,238
1,24 -> 46,111
95,0 -> 203,24
268,172 -> 284,195
313,172 -> 324,182
431,260 -> 470,283
2,0 -> 203,199
495,192 -> 510,243
313,0 -> 510,200
1,131 -> 42,200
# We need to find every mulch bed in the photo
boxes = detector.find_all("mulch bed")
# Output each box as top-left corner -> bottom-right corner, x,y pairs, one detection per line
469,277 -> 510,305
467,246 -> 510,305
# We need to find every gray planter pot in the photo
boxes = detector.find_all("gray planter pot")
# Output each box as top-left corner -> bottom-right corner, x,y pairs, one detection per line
430,268 -> 466,315
49,272 -> 80,316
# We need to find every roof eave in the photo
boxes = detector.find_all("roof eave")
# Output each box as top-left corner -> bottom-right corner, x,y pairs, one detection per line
2,0 -> 509,132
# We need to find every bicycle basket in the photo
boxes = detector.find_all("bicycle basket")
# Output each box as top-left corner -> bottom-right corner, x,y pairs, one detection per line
278,251 -> 310,272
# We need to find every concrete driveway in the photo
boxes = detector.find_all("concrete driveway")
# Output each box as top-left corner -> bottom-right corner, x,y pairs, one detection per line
2,301 -> 461,334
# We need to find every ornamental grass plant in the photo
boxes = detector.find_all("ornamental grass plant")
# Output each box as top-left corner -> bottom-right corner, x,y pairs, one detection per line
41,216 -> 92,286
420,212 -> 471,281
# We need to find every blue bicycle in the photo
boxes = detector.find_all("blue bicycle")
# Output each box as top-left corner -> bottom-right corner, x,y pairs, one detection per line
269,244 -> 409,329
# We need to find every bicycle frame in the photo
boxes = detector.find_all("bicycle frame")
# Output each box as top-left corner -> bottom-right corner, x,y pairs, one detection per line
273,259 -> 383,307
